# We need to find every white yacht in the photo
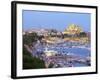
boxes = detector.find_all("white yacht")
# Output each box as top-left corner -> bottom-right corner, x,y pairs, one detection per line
44,47 -> 58,57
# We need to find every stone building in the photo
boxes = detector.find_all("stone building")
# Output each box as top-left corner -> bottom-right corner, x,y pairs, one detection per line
63,24 -> 83,35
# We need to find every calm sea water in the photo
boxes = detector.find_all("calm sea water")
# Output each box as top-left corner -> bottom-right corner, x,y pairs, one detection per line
62,48 -> 90,57
46,47 -> 90,57
36,42 -> 91,67
37,42 -> 91,58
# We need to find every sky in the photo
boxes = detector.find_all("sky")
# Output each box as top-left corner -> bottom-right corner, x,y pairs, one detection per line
22,10 -> 91,32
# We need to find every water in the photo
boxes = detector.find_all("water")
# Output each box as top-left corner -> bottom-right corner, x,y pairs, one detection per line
45,46 -> 90,57
34,41 -> 91,67
73,62 -> 87,67
36,41 -> 90,58
62,48 -> 90,57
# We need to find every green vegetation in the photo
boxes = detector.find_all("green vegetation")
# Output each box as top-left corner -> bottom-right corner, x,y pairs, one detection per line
23,32 -> 45,69
48,62 -> 54,68
23,32 -> 38,46
23,46 -> 45,69
79,32 -> 87,37
23,32 -> 44,46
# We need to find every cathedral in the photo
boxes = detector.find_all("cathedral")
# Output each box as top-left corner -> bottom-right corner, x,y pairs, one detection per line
63,24 -> 83,35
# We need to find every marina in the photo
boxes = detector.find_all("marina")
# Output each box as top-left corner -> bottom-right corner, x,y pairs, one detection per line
31,40 -> 91,68
23,21 -> 91,68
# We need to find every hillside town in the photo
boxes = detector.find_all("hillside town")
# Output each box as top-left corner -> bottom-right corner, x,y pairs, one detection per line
23,24 -> 91,69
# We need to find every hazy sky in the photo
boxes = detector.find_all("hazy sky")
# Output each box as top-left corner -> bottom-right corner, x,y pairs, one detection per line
22,10 -> 91,32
